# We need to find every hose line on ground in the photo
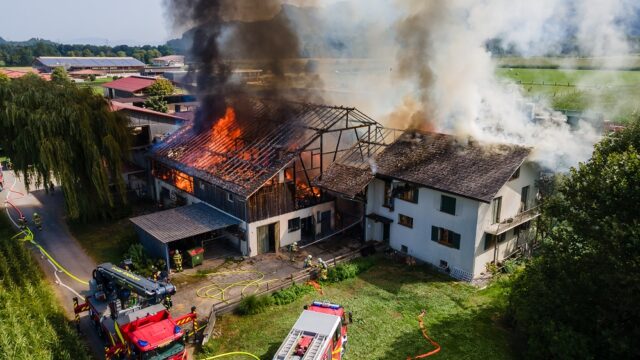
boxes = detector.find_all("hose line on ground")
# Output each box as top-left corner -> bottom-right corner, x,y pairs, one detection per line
201,352 -> 260,360
407,309 -> 441,359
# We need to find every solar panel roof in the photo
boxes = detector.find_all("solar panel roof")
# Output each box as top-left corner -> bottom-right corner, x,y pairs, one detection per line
36,57 -> 145,67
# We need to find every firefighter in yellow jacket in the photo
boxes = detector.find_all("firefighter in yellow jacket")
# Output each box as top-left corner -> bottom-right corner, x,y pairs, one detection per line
173,250 -> 183,272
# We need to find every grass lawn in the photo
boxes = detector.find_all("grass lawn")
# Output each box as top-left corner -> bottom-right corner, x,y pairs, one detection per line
68,217 -> 137,264
78,76 -> 114,97
497,67 -> 640,122
201,258 -> 514,360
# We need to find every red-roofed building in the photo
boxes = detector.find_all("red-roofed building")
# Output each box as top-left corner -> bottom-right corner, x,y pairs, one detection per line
103,76 -> 158,99
0,69 -> 51,81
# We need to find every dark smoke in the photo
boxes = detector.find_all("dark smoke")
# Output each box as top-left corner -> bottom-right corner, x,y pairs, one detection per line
165,0 -> 305,132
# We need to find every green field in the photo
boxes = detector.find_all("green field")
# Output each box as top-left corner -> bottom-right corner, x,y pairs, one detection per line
77,76 -> 114,96
497,67 -> 640,122
0,216 -> 90,359
201,258 -> 514,360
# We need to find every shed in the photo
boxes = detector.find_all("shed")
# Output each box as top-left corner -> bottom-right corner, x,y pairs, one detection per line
130,202 -> 241,271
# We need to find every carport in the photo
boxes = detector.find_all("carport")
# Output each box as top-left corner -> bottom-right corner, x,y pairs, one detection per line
130,202 -> 241,272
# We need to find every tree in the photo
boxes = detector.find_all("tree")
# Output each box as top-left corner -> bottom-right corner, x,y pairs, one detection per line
51,67 -> 70,84
0,76 -> 130,221
116,51 -> 126,57
144,96 -> 168,113
509,122 -> 640,359
145,78 -> 175,97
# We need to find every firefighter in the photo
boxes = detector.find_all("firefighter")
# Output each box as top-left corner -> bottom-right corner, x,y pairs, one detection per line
32,212 -> 42,231
173,250 -> 183,272
303,254 -> 313,268
289,242 -> 299,262
151,265 -> 159,281
318,258 -> 328,281
18,215 -> 27,230
163,295 -> 173,309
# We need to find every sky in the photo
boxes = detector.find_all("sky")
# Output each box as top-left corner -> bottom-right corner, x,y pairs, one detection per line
0,0 -> 171,45
0,0 -> 348,46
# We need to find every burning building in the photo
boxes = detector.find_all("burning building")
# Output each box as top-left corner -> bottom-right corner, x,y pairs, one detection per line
133,98 -> 382,261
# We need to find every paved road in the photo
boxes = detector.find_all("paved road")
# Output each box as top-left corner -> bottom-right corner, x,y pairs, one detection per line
1,170 -> 103,359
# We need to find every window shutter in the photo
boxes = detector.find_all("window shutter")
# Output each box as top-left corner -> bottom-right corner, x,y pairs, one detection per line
431,226 -> 438,241
453,232 -> 461,249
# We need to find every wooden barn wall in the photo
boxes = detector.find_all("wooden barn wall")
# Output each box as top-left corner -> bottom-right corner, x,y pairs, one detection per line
247,183 -> 295,222
193,178 -> 247,220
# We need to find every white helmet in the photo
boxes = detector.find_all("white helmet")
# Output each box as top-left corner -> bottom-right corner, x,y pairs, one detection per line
175,250 -> 180,254
318,258 -> 323,263
307,255 -> 312,259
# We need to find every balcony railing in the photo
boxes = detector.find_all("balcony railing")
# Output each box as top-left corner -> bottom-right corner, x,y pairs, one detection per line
486,205 -> 540,235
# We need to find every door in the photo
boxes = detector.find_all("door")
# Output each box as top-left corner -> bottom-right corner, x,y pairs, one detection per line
301,216 -> 315,243
382,223 -> 390,244
257,224 -> 269,254
320,211 -> 332,236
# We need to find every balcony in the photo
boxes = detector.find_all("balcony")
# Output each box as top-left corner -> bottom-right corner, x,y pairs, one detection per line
485,205 -> 540,235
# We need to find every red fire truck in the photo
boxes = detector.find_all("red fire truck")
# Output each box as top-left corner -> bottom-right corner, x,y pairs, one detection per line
74,263 -> 199,359
273,301 -> 351,360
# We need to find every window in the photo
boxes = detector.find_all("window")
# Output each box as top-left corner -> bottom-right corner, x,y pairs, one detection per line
383,180 -> 393,208
440,195 -> 456,215
510,167 -> 520,180
227,192 -> 233,202
288,217 -> 300,232
520,186 -> 530,212
439,260 -> 448,269
401,245 -> 408,253
431,226 -> 461,249
398,214 -> 414,228
484,233 -> 506,251
492,197 -> 502,224
396,184 -> 419,203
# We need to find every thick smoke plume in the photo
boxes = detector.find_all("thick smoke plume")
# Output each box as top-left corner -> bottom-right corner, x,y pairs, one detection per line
165,0 -> 305,132
302,0 -> 639,170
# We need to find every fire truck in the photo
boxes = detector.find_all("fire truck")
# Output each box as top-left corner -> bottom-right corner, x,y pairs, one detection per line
73,263 -> 199,359
274,301 -> 351,360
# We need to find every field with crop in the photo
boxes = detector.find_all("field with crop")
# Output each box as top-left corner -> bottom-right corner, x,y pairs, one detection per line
497,67 -> 640,122
0,215 -> 90,359
201,257 -> 514,360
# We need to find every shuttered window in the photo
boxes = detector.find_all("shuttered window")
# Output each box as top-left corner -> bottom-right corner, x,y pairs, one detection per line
440,195 -> 456,215
431,226 -> 461,249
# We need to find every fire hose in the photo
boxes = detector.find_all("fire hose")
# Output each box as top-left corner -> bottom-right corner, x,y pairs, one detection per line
407,309 -> 441,359
201,352 -> 260,360
195,270 -> 278,302
4,176 -> 89,286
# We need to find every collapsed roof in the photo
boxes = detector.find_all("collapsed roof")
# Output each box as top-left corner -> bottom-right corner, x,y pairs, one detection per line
151,99 -> 380,198
317,130 -> 532,203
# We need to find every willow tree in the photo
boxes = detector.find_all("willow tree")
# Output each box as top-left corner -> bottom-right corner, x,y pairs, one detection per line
0,74 -> 131,221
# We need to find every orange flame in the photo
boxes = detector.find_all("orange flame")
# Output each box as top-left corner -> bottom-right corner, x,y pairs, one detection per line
212,107 -> 241,145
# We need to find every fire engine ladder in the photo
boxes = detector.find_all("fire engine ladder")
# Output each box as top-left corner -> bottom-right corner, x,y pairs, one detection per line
275,329 -> 302,359
302,334 -> 327,360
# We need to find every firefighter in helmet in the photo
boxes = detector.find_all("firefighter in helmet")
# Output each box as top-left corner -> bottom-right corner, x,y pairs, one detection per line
318,258 -> 328,281
32,212 -> 42,231
289,242 -> 299,262
173,250 -> 183,272
303,254 -> 313,269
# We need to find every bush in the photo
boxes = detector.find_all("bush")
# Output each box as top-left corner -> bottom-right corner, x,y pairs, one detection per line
326,256 -> 377,283
123,243 -> 155,276
272,283 -> 314,305
235,294 -> 274,315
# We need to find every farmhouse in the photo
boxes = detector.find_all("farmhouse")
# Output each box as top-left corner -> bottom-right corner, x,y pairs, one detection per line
130,99 -> 381,268
102,76 -> 157,99
317,130 -> 540,281
33,56 -> 145,74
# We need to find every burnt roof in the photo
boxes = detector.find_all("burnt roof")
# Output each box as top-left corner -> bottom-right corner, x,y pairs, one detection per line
151,99 -> 378,198
318,130 -> 531,203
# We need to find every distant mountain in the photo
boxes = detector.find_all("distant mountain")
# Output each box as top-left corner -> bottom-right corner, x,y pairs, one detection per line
0,37 -> 5,44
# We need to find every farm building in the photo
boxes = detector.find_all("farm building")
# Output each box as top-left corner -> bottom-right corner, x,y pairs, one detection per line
33,56 -> 145,74
151,55 -> 185,67
317,130 -> 540,281
130,99 -> 382,266
0,68 -> 50,80
102,76 -> 158,99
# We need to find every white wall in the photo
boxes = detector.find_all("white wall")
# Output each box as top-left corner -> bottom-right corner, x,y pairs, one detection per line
366,178 -> 479,277
246,201 -> 335,256
472,161 -> 539,276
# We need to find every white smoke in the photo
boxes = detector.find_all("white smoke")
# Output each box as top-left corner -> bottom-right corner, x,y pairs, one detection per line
302,0 -> 639,170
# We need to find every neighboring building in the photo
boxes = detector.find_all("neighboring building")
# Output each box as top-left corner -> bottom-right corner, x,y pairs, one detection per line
33,56 -> 145,74
151,55 -> 185,67
318,130 -> 540,281
102,76 -> 157,99
130,99 -> 381,264
0,68 -> 51,80
110,100 -> 186,196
